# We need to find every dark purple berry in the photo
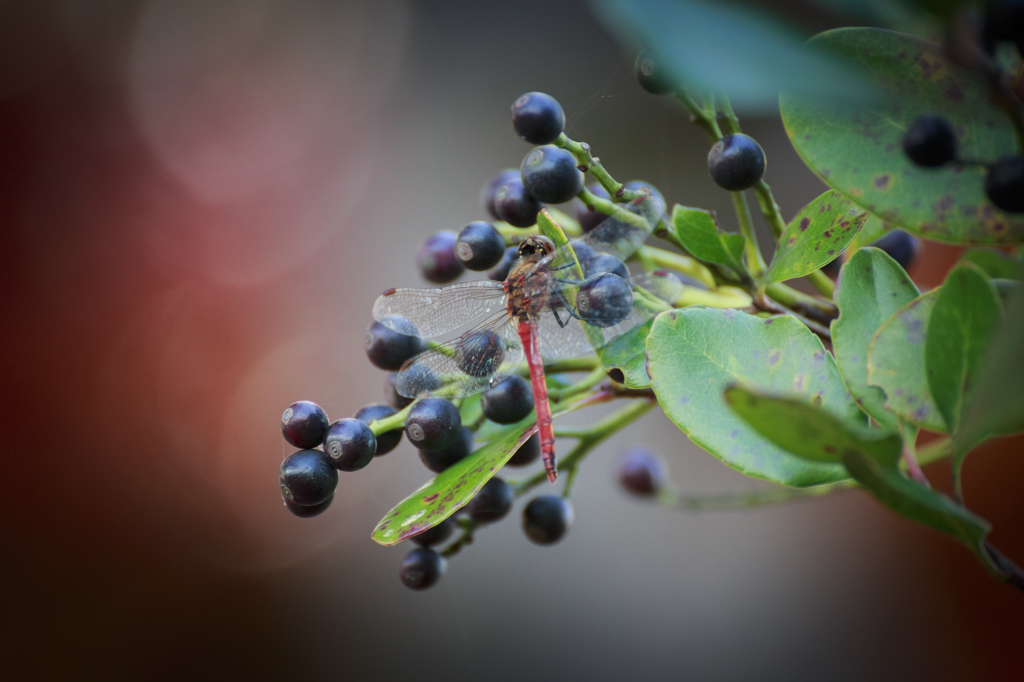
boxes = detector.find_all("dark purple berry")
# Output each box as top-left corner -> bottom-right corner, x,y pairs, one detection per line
280,449 -> 338,506
365,317 -> 425,371
576,273 -> 633,328
417,231 -> 465,283
522,495 -> 573,545
280,400 -> 329,450
399,547 -> 445,590
455,221 -> 505,271
521,145 -> 584,204
494,176 -> 542,228
871,230 -> 921,270
283,494 -> 333,518
575,183 -> 611,233
585,253 -> 629,280
507,433 -> 541,467
707,134 -> 766,191
481,375 -> 535,424
323,418 -> 376,472
617,448 -> 667,496
454,329 -> 504,378
903,114 -> 957,168
411,517 -> 456,547
481,168 -> 520,220
419,426 -> 473,473
405,398 -> 461,451
354,404 -> 401,455
384,372 -> 413,410
635,49 -> 676,95
985,156 -> 1024,213
488,246 -> 519,281
465,477 -> 514,524
511,91 -> 566,145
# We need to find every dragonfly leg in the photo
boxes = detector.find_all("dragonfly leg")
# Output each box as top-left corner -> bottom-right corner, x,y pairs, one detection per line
551,303 -> 571,328
552,288 -> 588,323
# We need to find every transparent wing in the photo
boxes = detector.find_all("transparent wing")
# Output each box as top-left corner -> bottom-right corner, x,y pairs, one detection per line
525,193 -> 665,297
373,280 -> 507,338
532,269 -> 696,360
395,313 -> 524,400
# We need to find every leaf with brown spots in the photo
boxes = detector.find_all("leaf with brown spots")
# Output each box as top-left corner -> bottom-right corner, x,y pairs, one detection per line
372,416 -> 536,545
647,308 -> 861,486
781,28 -> 1024,245
866,289 -> 947,432
763,190 -> 868,285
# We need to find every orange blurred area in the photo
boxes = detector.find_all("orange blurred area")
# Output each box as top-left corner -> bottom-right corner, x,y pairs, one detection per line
1,1 -> 1022,680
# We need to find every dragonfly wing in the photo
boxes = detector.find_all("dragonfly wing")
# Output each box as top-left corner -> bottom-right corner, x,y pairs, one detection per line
533,307 -> 598,363
373,280 -> 507,338
395,313 -> 524,400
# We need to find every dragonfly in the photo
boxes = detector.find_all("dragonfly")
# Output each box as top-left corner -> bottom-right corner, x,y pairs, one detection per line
372,193 -> 687,483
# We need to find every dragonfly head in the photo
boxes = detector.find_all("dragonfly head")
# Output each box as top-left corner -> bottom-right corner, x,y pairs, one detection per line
517,235 -> 555,262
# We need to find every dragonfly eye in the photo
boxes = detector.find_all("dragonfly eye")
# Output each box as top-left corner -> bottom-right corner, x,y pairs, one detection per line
518,235 -> 555,259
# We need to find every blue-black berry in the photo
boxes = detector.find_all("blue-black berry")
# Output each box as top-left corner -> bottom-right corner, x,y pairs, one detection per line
494,176 -> 542,228
481,375 -> 535,424
417,232 -> 465,283
323,418 -> 376,472
399,547 -> 445,590
635,49 -> 676,95
280,449 -> 338,506
617,448 -> 667,496
354,404 -> 401,455
707,134 -> 766,191
481,168 -> 520,221
871,230 -> 921,270
465,477 -> 514,524
522,495 -> 573,545
985,156 -> 1024,213
410,517 -> 455,547
576,184 -> 611,233
488,246 -> 519,281
454,329 -> 505,378
576,273 -> 633,328
405,398 -> 462,451
365,317 -> 425,371
511,92 -> 566,145
521,145 -> 584,204
384,372 -> 413,410
281,400 -> 329,450
456,221 -> 505,271
507,433 -> 541,467
283,494 -> 333,518
419,426 -> 473,473
585,253 -> 629,280
903,114 -> 957,168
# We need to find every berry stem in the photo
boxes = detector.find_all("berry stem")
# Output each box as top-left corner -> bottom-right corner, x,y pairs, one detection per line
561,465 -> 580,499
440,517 -> 478,559
555,134 -> 643,202
639,245 -> 718,289
511,398 -> 657,496
730,190 -> 768,281
548,367 -> 607,404
367,401 -> 414,438
675,88 -> 722,139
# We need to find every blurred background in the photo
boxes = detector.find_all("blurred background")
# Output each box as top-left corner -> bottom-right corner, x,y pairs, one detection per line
1,0 -> 1022,679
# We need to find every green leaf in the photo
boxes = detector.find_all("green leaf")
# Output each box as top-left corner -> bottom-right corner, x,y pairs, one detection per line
780,28 -> 1024,245
959,249 -> 1022,280
866,289 -> 946,432
372,417 -> 535,546
598,319 -> 653,389
764,190 -> 869,285
840,446 -> 1015,582
590,0 -> 875,112
955,265 -> 1024,457
646,308 -> 858,486
926,265 -> 1001,435
725,385 -> 903,464
853,215 -> 893,250
832,247 -> 920,428
671,205 -> 746,275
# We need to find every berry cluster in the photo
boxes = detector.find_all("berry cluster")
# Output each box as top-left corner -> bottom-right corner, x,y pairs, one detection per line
277,89 -> 683,590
